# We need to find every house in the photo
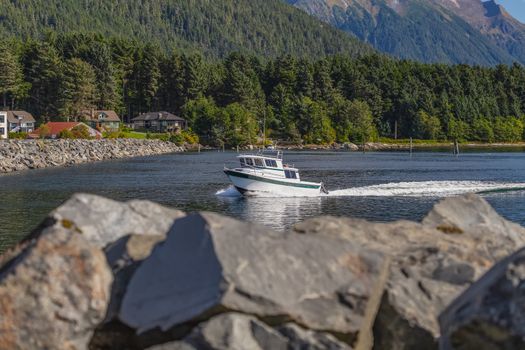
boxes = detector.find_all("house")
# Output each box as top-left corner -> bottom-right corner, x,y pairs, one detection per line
80,110 -> 121,132
33,122 -> 103,139
4,111 -> 36,133
0,112 -> 7,139
132,111 -> 187,133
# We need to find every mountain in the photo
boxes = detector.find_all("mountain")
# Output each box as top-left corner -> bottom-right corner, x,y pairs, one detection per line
286,0 -> 525,65
434,0 -> 525,63
0,0 -> 373,59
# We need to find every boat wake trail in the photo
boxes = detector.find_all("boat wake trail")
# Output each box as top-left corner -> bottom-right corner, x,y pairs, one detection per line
216,181 -> 525,198
328,181 -> 525,198
215,186 -> 242,197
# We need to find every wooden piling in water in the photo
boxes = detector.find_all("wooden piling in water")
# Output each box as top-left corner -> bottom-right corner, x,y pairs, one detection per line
454,139 -> 460,156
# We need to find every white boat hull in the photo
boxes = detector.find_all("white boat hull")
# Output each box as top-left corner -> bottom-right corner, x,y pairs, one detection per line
224,169 -> 323,197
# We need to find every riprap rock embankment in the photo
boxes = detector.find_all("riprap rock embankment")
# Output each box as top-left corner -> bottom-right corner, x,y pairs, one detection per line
0,139 -> 184,173
0,193 -> 524,349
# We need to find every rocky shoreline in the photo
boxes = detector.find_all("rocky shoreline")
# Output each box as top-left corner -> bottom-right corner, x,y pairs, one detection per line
0,139 -> 185,173
0,193 -> 524,349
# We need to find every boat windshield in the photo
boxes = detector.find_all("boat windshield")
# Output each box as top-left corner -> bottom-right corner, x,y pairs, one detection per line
284,169 -> 297,179
265,159 -> 278,167
240,156 -> 280,169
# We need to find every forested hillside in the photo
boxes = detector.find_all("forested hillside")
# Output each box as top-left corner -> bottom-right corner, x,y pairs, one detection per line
287,0 -> 523,65
0,0 -> 372,58
2,34 -> 525,146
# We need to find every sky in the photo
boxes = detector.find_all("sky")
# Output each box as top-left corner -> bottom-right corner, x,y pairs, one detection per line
494,0 -> 525,23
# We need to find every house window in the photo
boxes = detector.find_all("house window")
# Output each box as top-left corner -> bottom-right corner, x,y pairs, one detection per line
0,116 -> 4,123
0,128 -> 4,135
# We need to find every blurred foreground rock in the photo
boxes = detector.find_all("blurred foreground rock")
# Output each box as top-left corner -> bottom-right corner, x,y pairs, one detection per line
294,194 -> 525,349
439,247 -> 525,350
0,224 -> 112,350
0,193 -> 523,349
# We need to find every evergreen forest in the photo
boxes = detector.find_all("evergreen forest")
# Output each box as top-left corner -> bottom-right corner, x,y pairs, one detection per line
2,34 -> 525,146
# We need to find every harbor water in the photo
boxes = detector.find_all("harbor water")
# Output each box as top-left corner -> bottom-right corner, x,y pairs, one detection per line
1,150 -> 524,251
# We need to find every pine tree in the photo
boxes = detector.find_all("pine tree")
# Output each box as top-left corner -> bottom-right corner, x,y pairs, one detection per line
221,53 -> 265,115
22,41 -> 63,120
59,58 -> 96,121
0,42 -> 26,108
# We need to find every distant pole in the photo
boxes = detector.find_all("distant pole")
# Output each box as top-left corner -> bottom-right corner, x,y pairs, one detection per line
198,144 -> 201,153
394,120 -> 398,140
454,139 -> 460,156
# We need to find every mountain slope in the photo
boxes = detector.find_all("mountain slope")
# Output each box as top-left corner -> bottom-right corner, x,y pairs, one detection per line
287,0 -> 523,65
0,0 -> 373,58
433,0 -> 525,64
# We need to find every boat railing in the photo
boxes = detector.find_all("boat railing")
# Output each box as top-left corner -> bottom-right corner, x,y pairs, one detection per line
255,149 -> 283,160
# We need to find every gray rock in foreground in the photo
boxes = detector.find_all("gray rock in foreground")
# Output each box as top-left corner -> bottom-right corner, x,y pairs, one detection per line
294,194 -> 525,349
0,192 -> 524,350
0,224 -> 112,350
439,246 -> 525,350
146,313 -> 352,350
38,193 -> 185,248
38,193 -> 185,327
119,212 -> 389,348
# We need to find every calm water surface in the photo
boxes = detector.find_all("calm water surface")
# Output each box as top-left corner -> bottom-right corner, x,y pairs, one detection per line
1,150 -> 525,251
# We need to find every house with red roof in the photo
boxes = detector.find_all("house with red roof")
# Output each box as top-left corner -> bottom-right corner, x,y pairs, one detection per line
31,122 -> 102,139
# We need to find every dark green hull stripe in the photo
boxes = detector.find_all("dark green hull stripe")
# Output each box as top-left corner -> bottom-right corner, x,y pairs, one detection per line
224,170 -> 320,189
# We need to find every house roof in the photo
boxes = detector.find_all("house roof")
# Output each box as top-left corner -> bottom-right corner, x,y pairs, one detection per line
80,110 -> 121,122
4,111 -> 36,123
35,122 -> 97,136
132,111 -> 185,122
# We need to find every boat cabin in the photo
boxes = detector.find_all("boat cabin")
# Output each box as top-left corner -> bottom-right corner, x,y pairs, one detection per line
237,153 -> 301,180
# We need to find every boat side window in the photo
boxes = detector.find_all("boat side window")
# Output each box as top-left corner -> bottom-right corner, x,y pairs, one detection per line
239,158 -> 246,166
265,159 -> 277,167
246,158 -> 254,166
285,170 -> 297,179
254,158 -> 264,167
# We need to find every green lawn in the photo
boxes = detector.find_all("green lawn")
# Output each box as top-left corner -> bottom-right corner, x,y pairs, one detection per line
121,131 -> 147,139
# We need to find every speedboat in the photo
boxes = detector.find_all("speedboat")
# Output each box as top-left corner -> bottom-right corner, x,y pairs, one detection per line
224,151 -> 328,196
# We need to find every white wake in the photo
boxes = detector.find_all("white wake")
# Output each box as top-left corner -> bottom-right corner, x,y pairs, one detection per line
327,181 -> 525,197
216,181 -> 525,198
215,186 -> 243,197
